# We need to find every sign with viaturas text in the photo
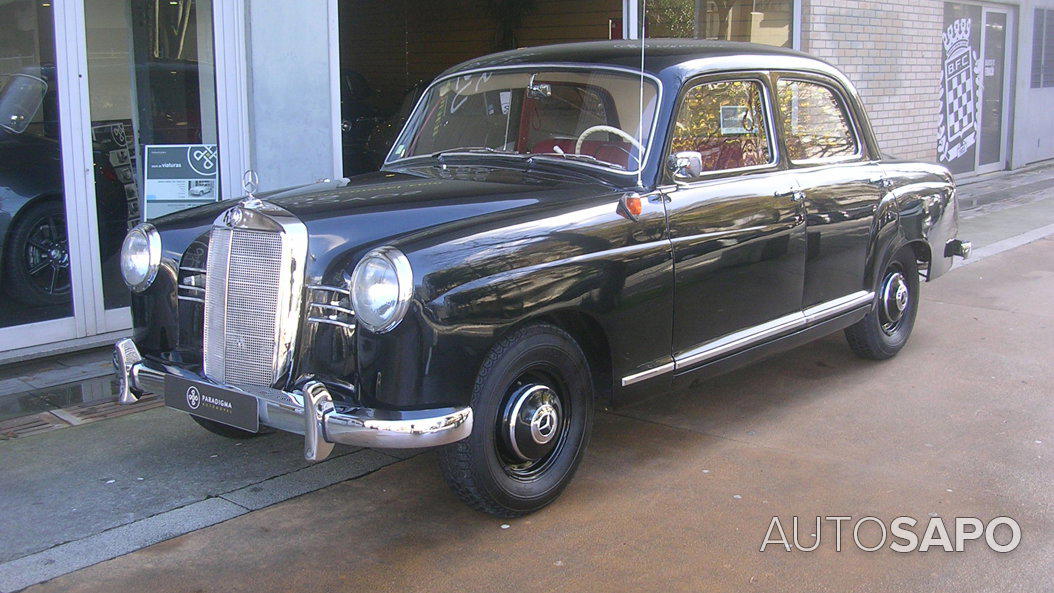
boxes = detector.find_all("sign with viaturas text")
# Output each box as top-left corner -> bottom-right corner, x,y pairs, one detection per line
143,144 -> 219,219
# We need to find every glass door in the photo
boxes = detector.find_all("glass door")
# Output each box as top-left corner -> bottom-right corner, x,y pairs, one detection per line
0,1 -> 81,350
84,0 -> 222,333
975,6 -> 1012,174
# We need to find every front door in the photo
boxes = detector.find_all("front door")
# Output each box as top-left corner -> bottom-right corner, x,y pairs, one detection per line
662,75 -> 806,365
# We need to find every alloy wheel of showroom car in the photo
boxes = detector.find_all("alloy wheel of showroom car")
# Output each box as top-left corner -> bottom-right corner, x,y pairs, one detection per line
844,247 -> 920,360
4,199 -> 72,306
439,323 -> 594,517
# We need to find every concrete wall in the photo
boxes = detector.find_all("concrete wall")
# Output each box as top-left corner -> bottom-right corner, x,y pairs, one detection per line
801,0 -> 944,162
245,0 -> 339,191
1011,0 -> 1054,167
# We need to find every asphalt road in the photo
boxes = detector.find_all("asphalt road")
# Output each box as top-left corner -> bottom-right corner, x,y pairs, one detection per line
23,238 -> 1054,593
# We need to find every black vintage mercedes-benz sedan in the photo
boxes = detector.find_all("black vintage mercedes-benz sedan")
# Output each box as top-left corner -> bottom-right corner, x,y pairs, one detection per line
113,40 -> 970,517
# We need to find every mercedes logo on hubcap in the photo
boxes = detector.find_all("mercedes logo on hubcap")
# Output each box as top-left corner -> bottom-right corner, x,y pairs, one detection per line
530,403 -> 558,444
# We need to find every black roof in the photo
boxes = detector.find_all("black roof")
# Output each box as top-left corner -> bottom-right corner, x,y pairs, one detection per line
442,39 -> 823,79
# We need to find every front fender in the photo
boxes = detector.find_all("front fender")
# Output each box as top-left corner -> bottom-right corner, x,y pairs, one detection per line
355,194 -> 674,411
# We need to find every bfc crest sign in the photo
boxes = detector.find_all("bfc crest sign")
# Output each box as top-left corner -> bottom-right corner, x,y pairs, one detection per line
937,7 -> 983,173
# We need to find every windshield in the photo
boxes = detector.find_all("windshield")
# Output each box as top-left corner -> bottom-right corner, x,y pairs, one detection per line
388,69 -> 660,172
0,73 -> 48,135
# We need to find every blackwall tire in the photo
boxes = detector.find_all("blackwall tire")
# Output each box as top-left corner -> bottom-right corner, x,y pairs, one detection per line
844,247 -> 920,360
438,323 -> 594,517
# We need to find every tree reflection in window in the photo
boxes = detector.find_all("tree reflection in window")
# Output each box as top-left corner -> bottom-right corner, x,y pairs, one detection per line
669,79 -> 772,175
777,79 -> 858,161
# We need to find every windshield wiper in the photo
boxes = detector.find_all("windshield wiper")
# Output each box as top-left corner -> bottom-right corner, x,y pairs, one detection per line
431,147 -> 520,158
529,151 -> 627,171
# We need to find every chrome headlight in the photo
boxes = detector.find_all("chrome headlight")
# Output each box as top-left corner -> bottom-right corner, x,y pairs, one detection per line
120,223 -> 161,292
349,246 -> 413,333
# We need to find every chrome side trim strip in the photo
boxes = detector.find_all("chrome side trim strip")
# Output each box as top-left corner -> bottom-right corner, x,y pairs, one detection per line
803,290 -> 873,325
674,311 -> 805,370
621,361 -> 676,387
618,291 -> 876,386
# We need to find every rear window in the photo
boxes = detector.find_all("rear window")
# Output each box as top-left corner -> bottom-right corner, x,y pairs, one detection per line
776,79 -> 859,162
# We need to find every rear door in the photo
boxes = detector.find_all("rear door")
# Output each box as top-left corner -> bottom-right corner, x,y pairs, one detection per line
661,73 -> 806,367
773,74 -> 886,308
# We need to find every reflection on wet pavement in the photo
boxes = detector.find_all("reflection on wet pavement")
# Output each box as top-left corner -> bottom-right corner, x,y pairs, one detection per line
0,376 -> 118,422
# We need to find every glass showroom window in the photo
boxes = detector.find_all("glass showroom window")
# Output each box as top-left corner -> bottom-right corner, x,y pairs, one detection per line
85,0 -> 221,311
0,2 -> 75,329
645,0 -> 794,48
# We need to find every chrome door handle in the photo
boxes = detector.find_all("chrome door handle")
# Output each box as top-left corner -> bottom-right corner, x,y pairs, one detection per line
776,189 -> 805,202
869,177 -> 893,189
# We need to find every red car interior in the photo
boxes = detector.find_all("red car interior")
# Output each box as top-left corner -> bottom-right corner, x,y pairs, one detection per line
530,139 -> 634,169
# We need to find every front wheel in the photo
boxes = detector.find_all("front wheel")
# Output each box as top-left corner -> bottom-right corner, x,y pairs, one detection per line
438,323 -> 594,517
844,247 -> 920,360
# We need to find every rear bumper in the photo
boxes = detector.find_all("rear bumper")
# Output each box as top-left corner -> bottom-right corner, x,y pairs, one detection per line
112,338 -> 472,461
944,238 -> 972,259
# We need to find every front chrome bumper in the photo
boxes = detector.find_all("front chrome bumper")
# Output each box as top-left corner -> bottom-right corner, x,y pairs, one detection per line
113,338 -> 472,461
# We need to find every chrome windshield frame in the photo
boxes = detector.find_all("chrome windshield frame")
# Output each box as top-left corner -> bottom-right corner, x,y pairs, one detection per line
384,63 -> 665,178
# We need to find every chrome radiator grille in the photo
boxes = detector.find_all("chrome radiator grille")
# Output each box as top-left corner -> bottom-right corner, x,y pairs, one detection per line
203,202 -> 306,387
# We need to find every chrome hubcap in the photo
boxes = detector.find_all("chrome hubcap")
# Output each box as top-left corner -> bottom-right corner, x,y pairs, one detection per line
503,384 -> 562,463
879,270 -> 909,334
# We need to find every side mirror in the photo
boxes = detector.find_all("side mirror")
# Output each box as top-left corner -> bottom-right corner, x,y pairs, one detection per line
666,151 -> 703,182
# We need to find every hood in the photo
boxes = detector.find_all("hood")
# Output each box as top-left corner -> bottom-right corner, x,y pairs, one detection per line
152,165 -> 619,279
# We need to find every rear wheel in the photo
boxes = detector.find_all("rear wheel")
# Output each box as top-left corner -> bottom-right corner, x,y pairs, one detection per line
845,247 -> 920,360
438,323 -> 594,517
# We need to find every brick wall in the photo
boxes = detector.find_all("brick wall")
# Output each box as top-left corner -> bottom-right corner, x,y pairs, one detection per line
801,0 -> 943,161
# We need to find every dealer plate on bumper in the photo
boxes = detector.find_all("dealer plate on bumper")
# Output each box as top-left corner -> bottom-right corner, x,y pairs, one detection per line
165,376 -> 260,433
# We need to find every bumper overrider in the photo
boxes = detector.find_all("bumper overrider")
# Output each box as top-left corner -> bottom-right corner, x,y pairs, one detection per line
112,338 -> 472,461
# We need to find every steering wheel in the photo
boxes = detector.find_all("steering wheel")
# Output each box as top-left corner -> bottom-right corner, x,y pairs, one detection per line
574,125 -> 645,156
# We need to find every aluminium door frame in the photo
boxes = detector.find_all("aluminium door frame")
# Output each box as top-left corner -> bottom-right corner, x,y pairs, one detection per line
972,3 -> 1016,175
1,0 -> 253,355
950,0 -> 1017,177
0,1 -> 90,353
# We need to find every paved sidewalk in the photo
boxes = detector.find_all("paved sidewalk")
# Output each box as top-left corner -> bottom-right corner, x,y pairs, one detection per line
20,228 -> 1054,593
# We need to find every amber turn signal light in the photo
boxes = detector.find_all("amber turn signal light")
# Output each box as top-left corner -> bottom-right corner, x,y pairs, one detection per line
625,196 -> 642,216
